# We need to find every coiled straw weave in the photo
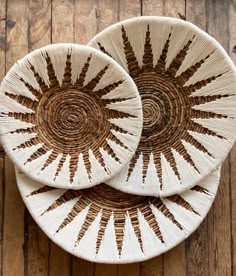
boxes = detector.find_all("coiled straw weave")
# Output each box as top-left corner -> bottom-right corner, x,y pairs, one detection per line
0,44 -> 143,189
89,16 -> 236,197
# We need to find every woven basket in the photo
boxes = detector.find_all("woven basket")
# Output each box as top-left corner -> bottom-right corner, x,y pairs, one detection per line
16,166 -> 220,263
0,44 -> 143,189
89,16 -> 236,197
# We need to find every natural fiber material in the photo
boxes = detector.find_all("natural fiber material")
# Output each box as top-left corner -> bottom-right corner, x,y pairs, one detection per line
89,16 -> 236,197
16,166 -> 220,263
0,44 -> 143,189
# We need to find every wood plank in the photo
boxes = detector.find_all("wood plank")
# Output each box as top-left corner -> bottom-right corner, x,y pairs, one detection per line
229,1 -> 236,275
185,2 -> 209,275
52,0 -> 74,43
163,0 -> 185,19
49,1 -> 75,274
95,263 -> 117,276
25,1 -> 51,275
74,0 -> 98,44
3,1 -> 28,275
3,157 -> 25,276
206,1 -> 231,275
72,258 -> 94,276
118,263 -> 140,276
0,1 -> 6,274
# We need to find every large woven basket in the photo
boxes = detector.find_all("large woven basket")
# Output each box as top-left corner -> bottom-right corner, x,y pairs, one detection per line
0,44 -> 143,189
16,166 -> 220,263
89,16 -> 236,197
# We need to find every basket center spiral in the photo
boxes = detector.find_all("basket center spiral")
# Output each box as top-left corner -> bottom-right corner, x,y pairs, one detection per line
36,88 -> 110,154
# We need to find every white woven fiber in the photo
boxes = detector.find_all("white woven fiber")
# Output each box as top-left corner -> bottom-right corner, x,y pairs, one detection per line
89,16 -> 236,197
16,166 -> 220,264
0,44 -> 143,189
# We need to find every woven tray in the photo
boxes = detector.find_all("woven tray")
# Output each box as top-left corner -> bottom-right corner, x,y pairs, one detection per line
89,16 -> 236,197
16,166 -> 220,263
0,44 -> 143,189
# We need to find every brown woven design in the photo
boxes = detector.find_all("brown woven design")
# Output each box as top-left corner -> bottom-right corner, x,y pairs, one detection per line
89,16 -> 236,196
0,44 -> 142,188
17,167 -> 220,263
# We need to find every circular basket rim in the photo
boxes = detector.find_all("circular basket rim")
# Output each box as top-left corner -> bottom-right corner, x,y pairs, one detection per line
0,43 -> 143,189
16,166 -> 220,264
88,16 -> 236,197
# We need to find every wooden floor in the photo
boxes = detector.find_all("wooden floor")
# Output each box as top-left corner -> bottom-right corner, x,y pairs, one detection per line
0,0 -> 235,275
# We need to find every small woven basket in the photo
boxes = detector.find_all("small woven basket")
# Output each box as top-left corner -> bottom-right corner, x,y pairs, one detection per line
0,43 -> 143,189
89,16 -> 236,197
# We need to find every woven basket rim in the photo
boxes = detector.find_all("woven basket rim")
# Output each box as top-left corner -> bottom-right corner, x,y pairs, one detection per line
16,166 -> 220,264
88,16 -> 236,197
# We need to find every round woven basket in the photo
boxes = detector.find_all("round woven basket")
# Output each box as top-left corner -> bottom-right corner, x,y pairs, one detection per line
89,16 -> 236,197
16,166 -> 220,263
0,43 -> 143,189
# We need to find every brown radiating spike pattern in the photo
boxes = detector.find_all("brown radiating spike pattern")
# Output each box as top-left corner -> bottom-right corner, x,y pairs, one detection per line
167,38 -> 194,76
15,136 -> 39,150
126,153 -> 140,181
83,65 -> 109,91
45,54 -> 60,86
41,189 -> 79,215
130,210 -> 144,252
114,212 -> 126,256
142,25 -> 153,71
75,55 -> 92,86
95,79 -> 124,98
162,147 -> 181,181
107,108 -> 136,119
191,94 -> 230,107
98,42 -> 112,58
76,203 -> 100,246
175,52 -> 215,84
20,77 -> 43,100
8,112 -> 36,124
173,141 -> 200,173
102,96 -> 135,106
191,185 -> 210,194
185,73 -> 223,94
27,183 -> 215,255
41,150 -> 58,171
69,154 -> 79,184
189,120 -> 224,140
167,194 -> 200,215
25,145 -> 48,164
96,211 -> 112,254
183,131 -> 213,157
54,154 -> 67,180
155,31 -> 172,70
191,109 -> 227,120
5,93 -> 38,111
62,54 -> 72,86
104,142 -> 121,165
121,26 -> 141,77
154,154 -> 163,190
108,131 -> 130,151
10,126 -> 37,134
141,206 -> 164,243
153,199 -> 183,230
27,185 -> 56,197
81,151 -> 91,180
55,198 -> 82,234
142,153 -> 151,183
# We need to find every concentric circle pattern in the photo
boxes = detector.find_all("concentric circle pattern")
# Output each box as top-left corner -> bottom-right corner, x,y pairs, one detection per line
0,44 -> 143,189
89,16 -> 236,196
16,167 -> 220,263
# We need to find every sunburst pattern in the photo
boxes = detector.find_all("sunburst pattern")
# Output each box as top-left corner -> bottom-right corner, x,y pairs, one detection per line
16,167 -> 220,263
0,44 -> 142,189
89,16 -> 236,196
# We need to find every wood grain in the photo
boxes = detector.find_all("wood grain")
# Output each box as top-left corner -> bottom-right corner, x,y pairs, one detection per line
185,2 -> 209,275
206,1 -> 232,275
3,1 -> 28,275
